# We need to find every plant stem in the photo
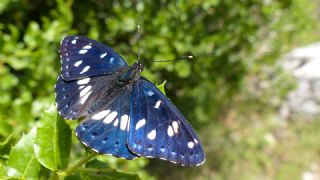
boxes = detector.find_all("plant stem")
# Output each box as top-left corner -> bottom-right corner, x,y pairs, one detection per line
79,167 -> 116,173
58,152 -> 97,178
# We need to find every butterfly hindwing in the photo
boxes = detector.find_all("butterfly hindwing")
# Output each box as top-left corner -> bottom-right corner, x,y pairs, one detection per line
127,77 -> 205,166
75,87 -> 138,159
60,35 -> 127,81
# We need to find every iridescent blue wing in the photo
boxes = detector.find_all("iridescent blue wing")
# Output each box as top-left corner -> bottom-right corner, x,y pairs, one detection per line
60,35 -> 127,81
75,86 -> 138,159
128,77 -> 205,166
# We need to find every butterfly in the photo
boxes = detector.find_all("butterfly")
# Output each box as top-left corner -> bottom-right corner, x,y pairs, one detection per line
55,35 -> 205,166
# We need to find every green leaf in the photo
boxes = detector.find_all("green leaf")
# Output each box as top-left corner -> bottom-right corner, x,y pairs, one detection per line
0,162 -> 7,178
156,80 -> 167,95
34,104 -> 71,171
85,159 -> 109,169
80,168 -> 140,180
0,120 -> 12,137
7,128 -> 40,179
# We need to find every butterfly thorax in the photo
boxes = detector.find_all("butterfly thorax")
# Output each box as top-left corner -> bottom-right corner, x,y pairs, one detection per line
115,62 -> 144,87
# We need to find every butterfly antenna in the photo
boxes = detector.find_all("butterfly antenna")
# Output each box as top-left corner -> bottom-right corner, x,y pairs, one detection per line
137,25 -> 141,63
153,55 -> 194,62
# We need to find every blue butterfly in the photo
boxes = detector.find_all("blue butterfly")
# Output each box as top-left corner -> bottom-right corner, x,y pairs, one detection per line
55,35 -> 205,166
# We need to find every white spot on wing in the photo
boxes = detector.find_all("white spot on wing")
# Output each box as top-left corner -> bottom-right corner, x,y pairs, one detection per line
100,52 -> 107,58
92,110 -> 110,120
167,126 -> 174,137
109,57 -> 114,63
80,66 -> 90,74
79,85 -> 85,89
194,138 -> 199,144
188,141 -> 195,148
91,148 -> 99,153
83,45 -> 92,49
77,78 -> 90,85
103,111 -> 117,124
147,129 -> 157,140
72,40 -> 76,44
170,160 -> 177,164
154,100 -> 162,109
79,86 -> 92,97
79,49 -> 88,54
113,118 -> 119,126
80,93 -> 90,104
127,118 -> 130,132
135,119 -> 146,130
74,60 -> 83,67
120,115 -> 129,131
82,141 -> 88,146
172,121 -> 179,134
146,91 -> 154,96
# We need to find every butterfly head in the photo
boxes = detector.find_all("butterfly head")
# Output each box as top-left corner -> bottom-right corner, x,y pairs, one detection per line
133,61 -> 144,72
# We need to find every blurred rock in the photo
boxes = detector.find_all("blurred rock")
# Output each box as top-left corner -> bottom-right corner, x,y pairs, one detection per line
281,43 -> 320,120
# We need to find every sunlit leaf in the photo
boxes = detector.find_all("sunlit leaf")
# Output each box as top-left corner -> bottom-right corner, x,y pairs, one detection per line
156,80 -> 167,95
34,104 -> 71,171
0,162 -> 7,178
80,168 -> 140,180
7,128 -> 40,179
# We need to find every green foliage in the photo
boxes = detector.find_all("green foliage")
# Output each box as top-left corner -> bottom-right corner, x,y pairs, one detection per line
0,0 -> 319,179
7,128 -> 40,179
156,80 -> 167,95
82,160 -> 140,180
34,104 -> 71,171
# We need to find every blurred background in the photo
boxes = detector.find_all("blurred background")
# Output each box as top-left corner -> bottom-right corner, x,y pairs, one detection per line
1,0 -> 320,179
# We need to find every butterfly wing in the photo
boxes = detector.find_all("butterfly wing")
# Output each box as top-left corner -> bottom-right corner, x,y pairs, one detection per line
60,35 -> 127,81
127,77 -> 205,166
75,86 -> 138,159
55,71 -> 124,119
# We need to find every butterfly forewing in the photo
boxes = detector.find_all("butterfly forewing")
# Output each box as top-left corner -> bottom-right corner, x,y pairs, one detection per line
60,35 -> 127,81
127,77 -> 206,166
